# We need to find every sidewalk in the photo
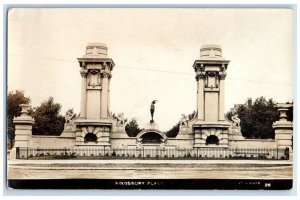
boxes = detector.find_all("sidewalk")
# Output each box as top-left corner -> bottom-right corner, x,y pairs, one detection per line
8,159 -> 293,180
8,159 -> 293,165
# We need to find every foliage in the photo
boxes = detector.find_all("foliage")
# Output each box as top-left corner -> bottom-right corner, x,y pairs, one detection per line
125,119 -> 143,137
7,90 -> 31,148
165,111 -> 196,138
32,97 -> 65,135
165,123 -> 180,137
226,97 -> 293,139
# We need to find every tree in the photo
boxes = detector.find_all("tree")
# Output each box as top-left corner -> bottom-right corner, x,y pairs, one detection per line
7,90 -> 31,149
165,123 -> 180,137
226,97 -> 293,139
125,118 -> 143,137
32,97 -> 65,135
165,111 -> 196,137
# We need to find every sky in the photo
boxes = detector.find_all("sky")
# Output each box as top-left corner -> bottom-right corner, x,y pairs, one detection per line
7,8 -> 294,131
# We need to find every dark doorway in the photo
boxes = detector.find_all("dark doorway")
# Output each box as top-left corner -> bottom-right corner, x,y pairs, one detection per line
84,133 -> 97,143
206,135 -> 219,145
141,132 -> 162,144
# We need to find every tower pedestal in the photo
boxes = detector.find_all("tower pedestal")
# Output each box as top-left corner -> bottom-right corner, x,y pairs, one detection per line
193,121 -> 230,147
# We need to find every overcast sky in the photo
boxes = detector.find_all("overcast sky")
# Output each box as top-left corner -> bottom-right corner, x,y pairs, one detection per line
7,8 -> 294,131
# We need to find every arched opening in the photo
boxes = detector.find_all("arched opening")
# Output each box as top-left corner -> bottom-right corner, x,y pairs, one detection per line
84,133 -> 97,143
206,135 -> 219,145
140,132 -> 163,144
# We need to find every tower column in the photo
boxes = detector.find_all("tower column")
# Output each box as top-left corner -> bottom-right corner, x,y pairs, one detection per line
101,70 -> 110,119
197,76 -> 204,121
80,69 -> 87,119
218,76 -> 225,121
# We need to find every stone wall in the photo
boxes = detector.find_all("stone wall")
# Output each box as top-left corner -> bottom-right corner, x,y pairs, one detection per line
228,139 -> 277,148
167,137 -> 194,148
30,132 -> 76,148
26,131 -> 279,150
110,133 -> 136,148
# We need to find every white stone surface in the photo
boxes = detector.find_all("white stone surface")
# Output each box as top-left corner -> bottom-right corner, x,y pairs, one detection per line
205,92 -> 219,121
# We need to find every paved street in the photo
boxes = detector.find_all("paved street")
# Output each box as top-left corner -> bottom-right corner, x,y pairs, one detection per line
8,160 -> 293,180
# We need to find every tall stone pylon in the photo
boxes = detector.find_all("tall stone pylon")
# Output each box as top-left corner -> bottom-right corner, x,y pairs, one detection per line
75,43 -> 115,147
192,45 -> 231,147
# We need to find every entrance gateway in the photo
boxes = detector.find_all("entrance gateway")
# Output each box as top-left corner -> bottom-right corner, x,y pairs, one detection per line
10,43 -> 293,160
74,43 -> 230,150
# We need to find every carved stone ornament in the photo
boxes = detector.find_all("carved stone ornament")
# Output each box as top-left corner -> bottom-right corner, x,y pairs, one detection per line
64,110 -> 76,131
159,139 -> 166,149
231,114 -> 241,134
137,138 -> 143,149
207,71 -> 217,76
113,112 -> 127,132
200,63 -> 204,70
196,70 -> 206,79
179,114 -> 189,133
219,71 -> 227,80
80,68 -> 88,77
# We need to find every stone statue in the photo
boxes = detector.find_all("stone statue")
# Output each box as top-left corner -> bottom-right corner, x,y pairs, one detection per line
113,112 -> 127,125
231,114 -> 241,134
150,100 -> 158,123
231,114 -> 240,128
64,109 -> 76,131
112,112 -> 127,132
65,111 -> 73,125
180,114 -> 189,127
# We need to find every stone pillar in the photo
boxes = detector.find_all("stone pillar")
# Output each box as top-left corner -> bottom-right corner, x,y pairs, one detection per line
196,75 -> 204,121
79,68 -> 88,119
218,74 -> 225,121
10,104 -> 34,160
273,103 -> 293,160
101,70 -> 109,119
108,76 -> 111,114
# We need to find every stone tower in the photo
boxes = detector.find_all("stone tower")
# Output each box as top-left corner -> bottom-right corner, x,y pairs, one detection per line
75,43 -> 115,147
192,44 -> 230,147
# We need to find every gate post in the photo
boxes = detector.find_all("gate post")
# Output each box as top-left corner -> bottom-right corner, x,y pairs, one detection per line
273,103 -> 293,160
10,104 -> 34,160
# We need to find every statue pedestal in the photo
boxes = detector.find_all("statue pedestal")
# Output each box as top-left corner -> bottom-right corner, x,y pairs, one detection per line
193,121 -> 230,147
228,134 -> 244,141
144,122 -> 159,130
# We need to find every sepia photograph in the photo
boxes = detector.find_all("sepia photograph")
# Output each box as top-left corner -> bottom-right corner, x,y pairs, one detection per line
6,7 -> 294,190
